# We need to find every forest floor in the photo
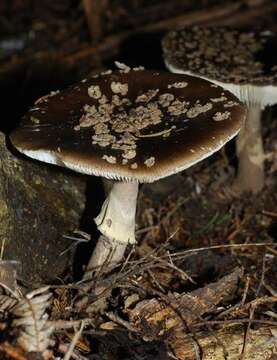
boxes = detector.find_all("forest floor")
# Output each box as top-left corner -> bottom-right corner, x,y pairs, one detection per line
0,1 -> 276,359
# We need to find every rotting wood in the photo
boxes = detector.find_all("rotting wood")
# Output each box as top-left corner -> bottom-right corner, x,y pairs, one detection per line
129,268 -> 243,339
169,325 -> 277,360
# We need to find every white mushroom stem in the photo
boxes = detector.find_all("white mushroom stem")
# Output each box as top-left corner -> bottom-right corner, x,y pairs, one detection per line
85,181 -> 139,276
236,105 -> 264,193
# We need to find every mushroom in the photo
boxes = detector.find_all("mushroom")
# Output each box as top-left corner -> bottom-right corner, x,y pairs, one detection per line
10,67 -> 245,276
162,26 -> 277,193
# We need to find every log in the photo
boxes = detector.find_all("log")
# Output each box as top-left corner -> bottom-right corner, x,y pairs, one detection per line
170,325 -> 277,360
129,268 -> 243,338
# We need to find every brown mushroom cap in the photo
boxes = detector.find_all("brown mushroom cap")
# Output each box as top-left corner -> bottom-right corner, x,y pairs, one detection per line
10,69 -> 245,182
162,27 -> 277,86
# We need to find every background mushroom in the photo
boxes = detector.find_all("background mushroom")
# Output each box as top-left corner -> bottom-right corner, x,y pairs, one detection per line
162,26 -> 277,193
10,66 -> 245,276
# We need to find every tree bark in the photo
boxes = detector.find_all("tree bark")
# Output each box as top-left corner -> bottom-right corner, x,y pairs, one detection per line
0,133 -> 85,284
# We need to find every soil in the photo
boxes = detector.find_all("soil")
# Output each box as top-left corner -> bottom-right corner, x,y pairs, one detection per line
0,1 -> 276,359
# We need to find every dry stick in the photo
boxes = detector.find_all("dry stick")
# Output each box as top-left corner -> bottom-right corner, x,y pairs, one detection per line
266,246 -> 277,256
58,344 -> 84,360
79,230 -> 180,310
240,254 -> 267,360
217,275 -> 251,319
240,305 -> 257,360
136,197 -> 187,235
105,312 -> 138,333
82,0 -> 104,68
261,281 -> 277,297
167,242 -> 277,261
262,210 -> 277,218
241,276 -> 251,306
0,238 -> 5,260
86,242 -> 272,308
150,254 -> 195,283
50,319 -> 92,330
255,255 -> 267,297
146,269 -> 167,293
79,241 -> 272,311
82,0 -> 103,43
83,240 -> 272,308
63,321 -> 85,360
193,319 -> 277,328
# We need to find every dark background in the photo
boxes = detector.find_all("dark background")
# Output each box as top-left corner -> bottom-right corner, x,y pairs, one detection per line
1,0 -> 277,134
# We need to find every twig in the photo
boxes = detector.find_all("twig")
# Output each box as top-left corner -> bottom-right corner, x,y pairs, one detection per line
105,312 -> 138,333
49,319 -> 92,330
58,343 -> 87,360
193,319 -> 277,328
0,238 -> 6,260
146,269 -> 167,293
217,276 -> 251,319
241,276 -> 251,306
261,281 -> 277,297
240,305 -> 256,360
255,254 -> 267,297
262,210 -> 277,218
63,321 -> 85,360
168,242 -> 276,261
150,254 -> 195,283
240,255 -> 268,359
82,0 -> 103,43
136,198 -> 187,235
